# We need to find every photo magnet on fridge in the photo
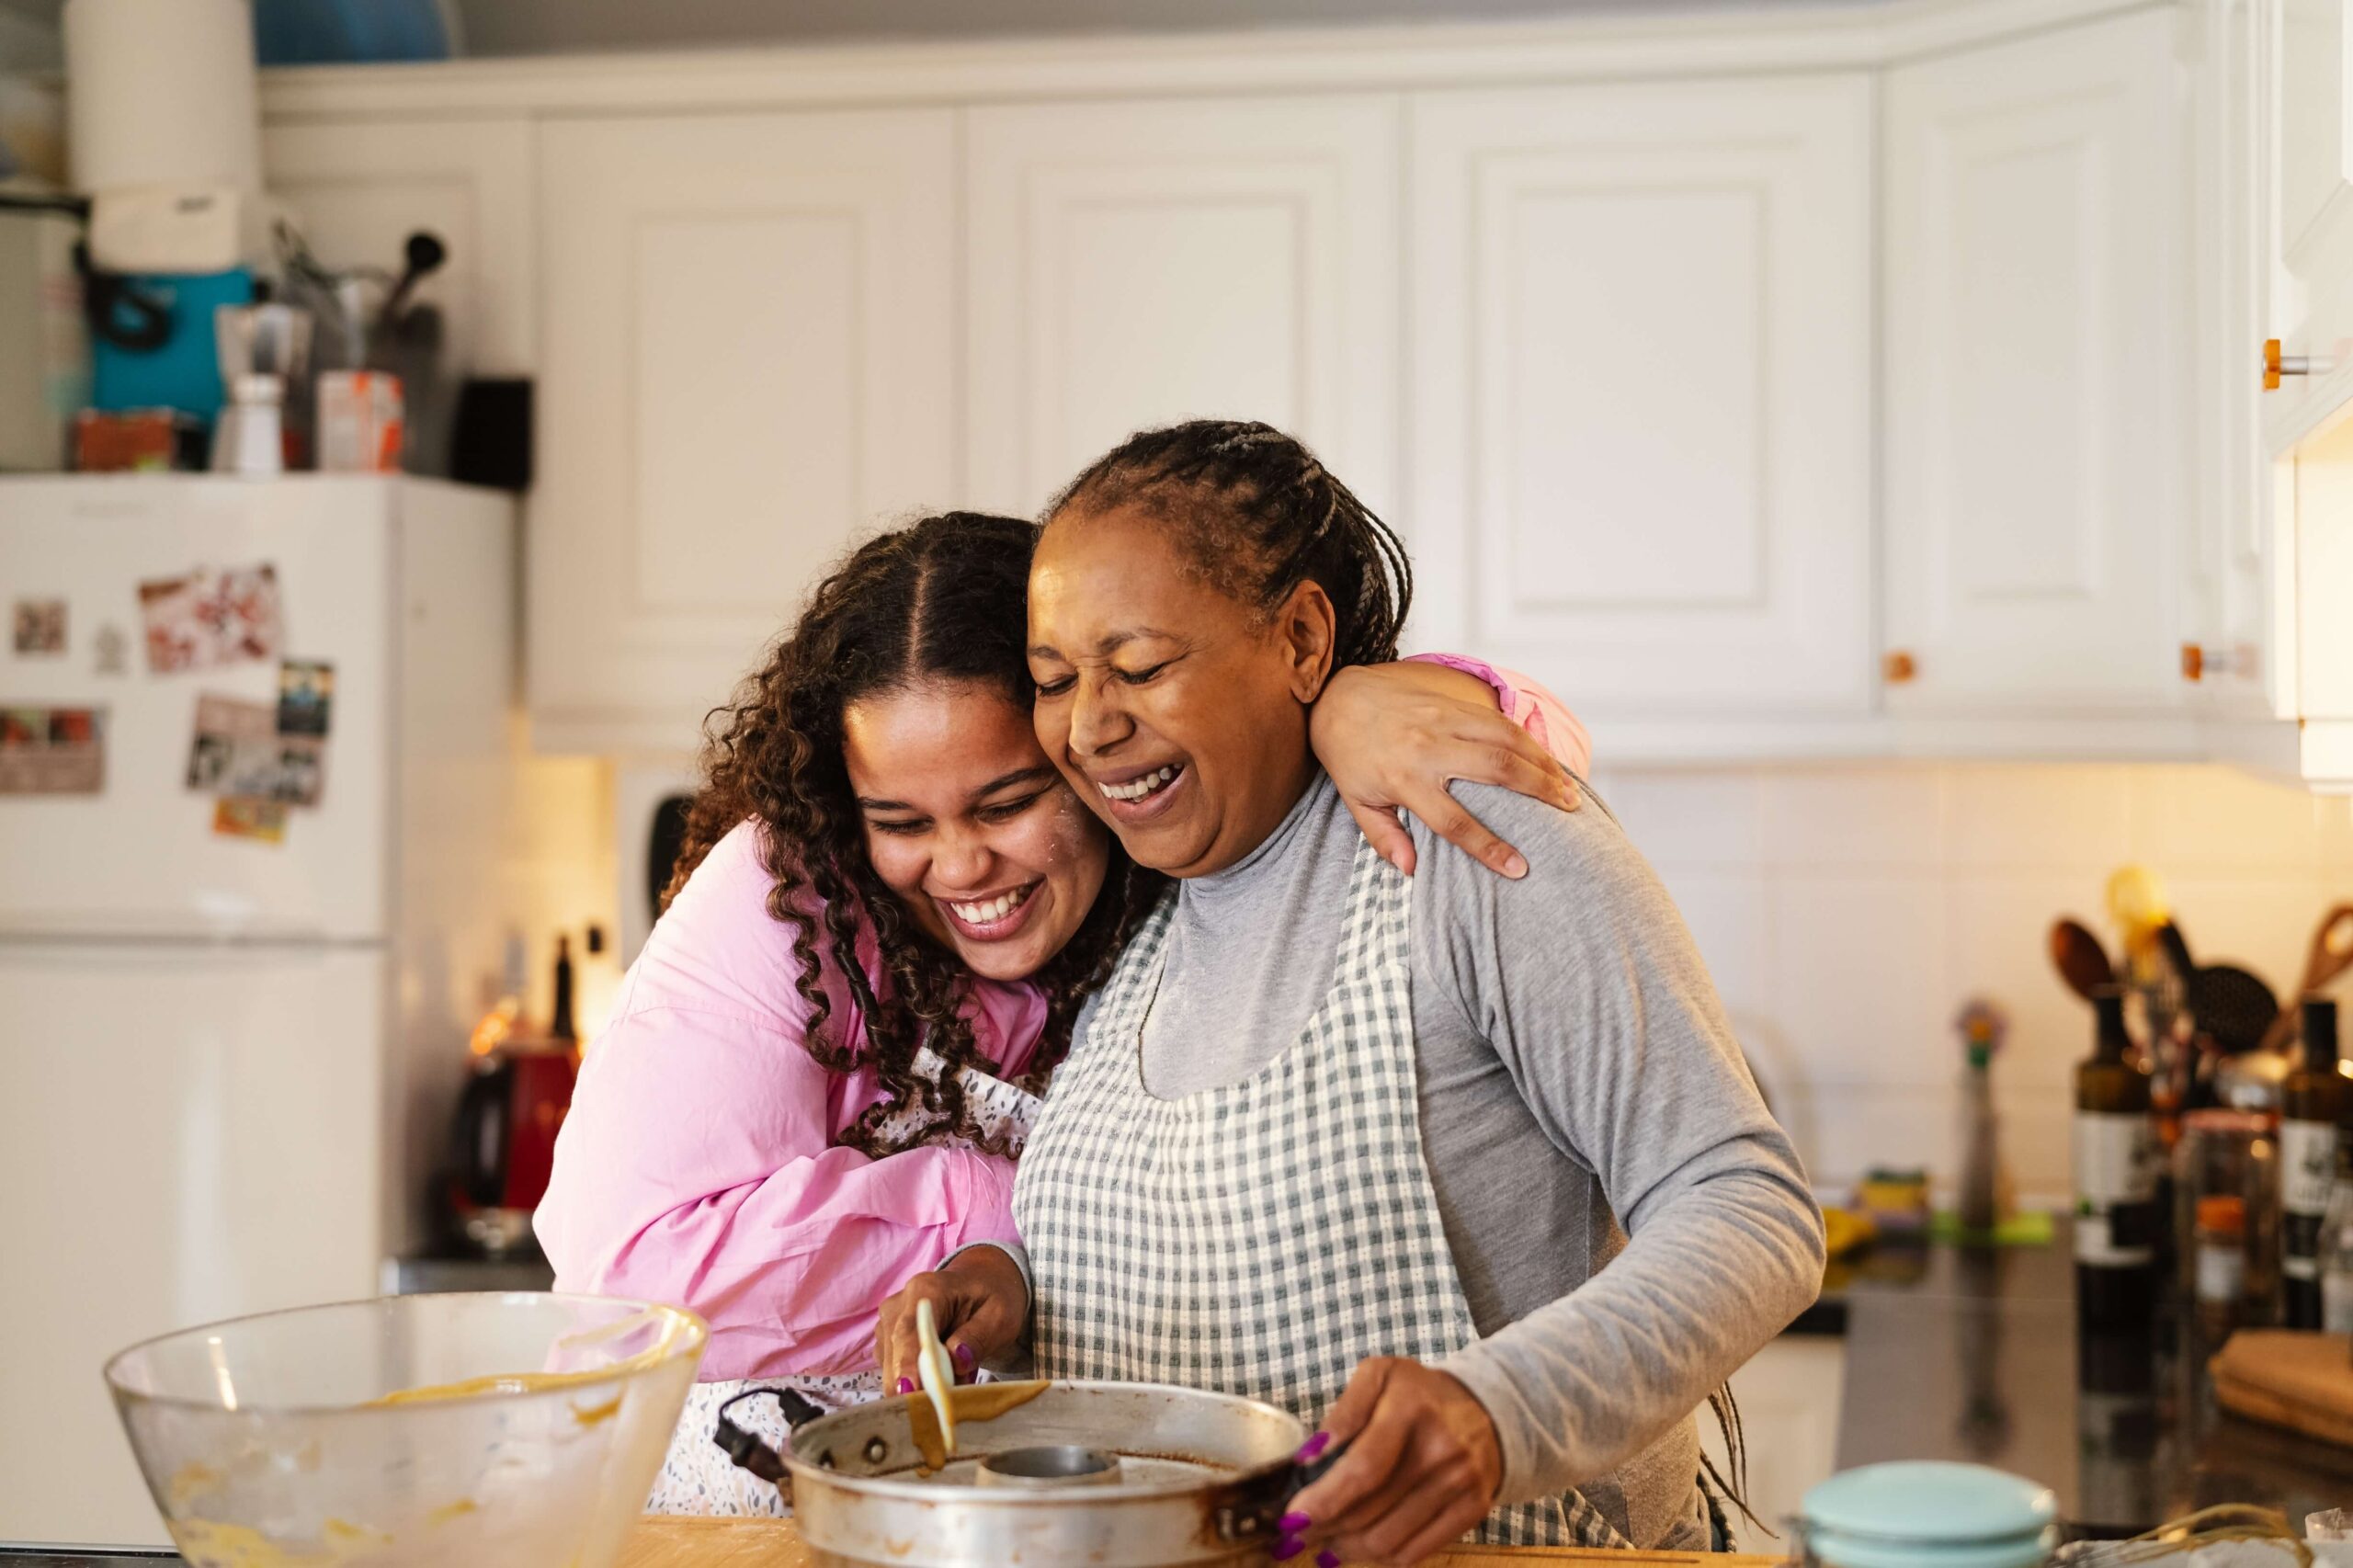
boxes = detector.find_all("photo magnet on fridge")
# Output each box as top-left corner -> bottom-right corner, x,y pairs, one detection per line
93,626 -> 128,676
278,660 -> 334,737
0,706 -> 106,795
12,600 -> 65,656
212,796 -> 289,845
185,694 -> 325,808
139,564 -> 284,674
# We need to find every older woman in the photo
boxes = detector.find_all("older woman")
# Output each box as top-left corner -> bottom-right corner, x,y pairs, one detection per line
881,423 -> 1824,1566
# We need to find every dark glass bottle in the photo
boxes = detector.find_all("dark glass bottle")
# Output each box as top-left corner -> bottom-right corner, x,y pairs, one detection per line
2075,988 -> 2158,1326
550,933 -> 577,1045
2282,997 -> 2347,1329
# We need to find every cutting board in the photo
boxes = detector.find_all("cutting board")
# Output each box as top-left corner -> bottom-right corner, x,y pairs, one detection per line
2211,1330 -> 2353,1448
617,1517 -> 1774,1567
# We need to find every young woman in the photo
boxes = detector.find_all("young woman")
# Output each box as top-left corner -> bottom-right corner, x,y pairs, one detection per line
880,425 -> 1824,1565
534,510 -> 1589,1516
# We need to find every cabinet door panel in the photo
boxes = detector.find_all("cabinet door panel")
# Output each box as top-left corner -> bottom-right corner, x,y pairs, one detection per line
1409,77 -> 1873,713
533,111 -> 955,752
1884,11 -> 2187,712
966,97 -> 1398,519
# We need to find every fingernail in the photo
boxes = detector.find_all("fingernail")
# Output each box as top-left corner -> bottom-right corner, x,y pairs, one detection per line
1278,1512 -> 1312,1534
894,1377 -> 915,1395
954,1342 -> 976,1370
1502,852 -> 1529,879
1272,1539 -> 1306,1563
1295,1431 -> 1331,1463
1317,1553 -> 1342,1568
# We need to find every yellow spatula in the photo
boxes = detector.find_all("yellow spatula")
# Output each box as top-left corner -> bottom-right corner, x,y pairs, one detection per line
914,1297 -> 958,1456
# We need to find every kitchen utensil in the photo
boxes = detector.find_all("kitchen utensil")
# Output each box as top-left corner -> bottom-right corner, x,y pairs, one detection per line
714,1380 -> 1346,1567
1795,1460 -> 2058,1568
2261,903 -> 2353,1053
104,1292 -> 704,1568
376,229 -> 447,329
2188,963 -> 2279,1058
913,1297 -> 958,1455
2105,867 -> 2170,967
2050,918 -> 2116,1002
2155,922 -> 2196,989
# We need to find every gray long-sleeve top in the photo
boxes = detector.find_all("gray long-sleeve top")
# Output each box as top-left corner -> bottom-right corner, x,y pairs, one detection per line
1038,774 -> 1825,1545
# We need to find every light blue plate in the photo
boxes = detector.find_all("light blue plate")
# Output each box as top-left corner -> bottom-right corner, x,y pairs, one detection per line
1801,1461 -> 2060,1568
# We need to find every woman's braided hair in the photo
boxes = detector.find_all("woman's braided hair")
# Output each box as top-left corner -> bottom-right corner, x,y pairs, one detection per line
1045,419 -> 1412,673
663,513 -> 1164,1159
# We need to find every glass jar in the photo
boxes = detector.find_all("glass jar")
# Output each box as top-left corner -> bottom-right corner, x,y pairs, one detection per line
2173,1110 -> 2280,1334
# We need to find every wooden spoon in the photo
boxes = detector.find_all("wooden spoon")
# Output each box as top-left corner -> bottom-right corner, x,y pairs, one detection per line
2049,918 -> 2116,1003
2261,903 -> 2353,1053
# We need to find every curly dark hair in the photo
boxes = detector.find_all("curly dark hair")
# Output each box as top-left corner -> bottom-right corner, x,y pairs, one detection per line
664,513 -> 1164,1160
1045,419 -> 1412,673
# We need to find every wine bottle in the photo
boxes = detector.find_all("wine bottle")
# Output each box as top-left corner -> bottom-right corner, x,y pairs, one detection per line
2075,988 -> 2158,1326
550,933 -> 577,1045
2283,997 -> 2347,1329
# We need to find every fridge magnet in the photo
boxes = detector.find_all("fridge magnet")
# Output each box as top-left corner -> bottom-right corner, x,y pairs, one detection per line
185,694 -> 326,808
278,660 -> 334,737
12,599 -> 65,656
0,705 -> 106,795
212,796 -> 289,845
93,625 -> 129,676
139,563 -> 284,674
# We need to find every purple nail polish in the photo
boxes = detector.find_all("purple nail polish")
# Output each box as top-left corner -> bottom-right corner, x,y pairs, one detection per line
1278,1512 -> 1312,1534
1316,1553 -> 1342,1568
1272,1539 -> 1306,1563
954,1342 -> 976,1370
894,1377 -> 915,1395
1295,1431 -> 1331,1463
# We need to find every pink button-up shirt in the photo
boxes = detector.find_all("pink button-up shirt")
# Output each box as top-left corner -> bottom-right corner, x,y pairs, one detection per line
537,658 -> 1587,1382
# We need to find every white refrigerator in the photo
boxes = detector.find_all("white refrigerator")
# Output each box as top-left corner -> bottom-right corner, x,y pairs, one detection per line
0,474 -> 526,1547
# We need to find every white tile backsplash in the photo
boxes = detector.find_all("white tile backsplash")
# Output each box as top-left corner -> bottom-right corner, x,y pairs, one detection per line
1598,760 -> 2343,1200
1767,873 -> 1949,1088
1756,764 -> 1949,870
1596,770 -> 1768,869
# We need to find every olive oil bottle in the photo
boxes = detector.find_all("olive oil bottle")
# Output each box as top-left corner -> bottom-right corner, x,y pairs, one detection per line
2075,988 -> 2158,1325
2283,997 -> 2347,1329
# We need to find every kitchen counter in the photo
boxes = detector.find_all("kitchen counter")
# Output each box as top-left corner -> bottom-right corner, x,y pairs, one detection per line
1824,1228 -> 2353,1534
615,1517 -> 1779,1566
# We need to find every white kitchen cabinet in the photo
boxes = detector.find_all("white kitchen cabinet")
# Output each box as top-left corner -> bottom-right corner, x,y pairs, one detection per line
2262,0 -> 2353,446
531,110 -> 957,754
1882,10 -> 2189,718
262,116 -> 536,377
964,97 -> 1399,519
1405,77 -> 1874,717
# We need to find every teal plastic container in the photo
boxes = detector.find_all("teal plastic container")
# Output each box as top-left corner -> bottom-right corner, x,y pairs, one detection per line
88,267 -> 254,424
1799,1462 -> 2060,1568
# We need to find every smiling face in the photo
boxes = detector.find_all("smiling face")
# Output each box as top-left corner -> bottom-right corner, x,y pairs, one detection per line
841,676 -> 1111,983
1027,506 -> 1335,879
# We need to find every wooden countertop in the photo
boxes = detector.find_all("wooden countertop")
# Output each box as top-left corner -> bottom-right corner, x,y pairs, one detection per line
619,1516 -> 1779,1566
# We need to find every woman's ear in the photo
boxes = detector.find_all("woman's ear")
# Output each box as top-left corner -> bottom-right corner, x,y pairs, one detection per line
1271,580 -> 1338,703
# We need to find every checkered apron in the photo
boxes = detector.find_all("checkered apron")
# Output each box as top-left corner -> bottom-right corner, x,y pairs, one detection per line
1016,835 -> 1631,1549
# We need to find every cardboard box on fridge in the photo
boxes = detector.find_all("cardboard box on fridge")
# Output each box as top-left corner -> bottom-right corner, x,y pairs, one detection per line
316,369 -> 404,473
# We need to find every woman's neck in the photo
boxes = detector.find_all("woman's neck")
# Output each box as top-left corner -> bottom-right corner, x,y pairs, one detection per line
1184,747 -> 1323,881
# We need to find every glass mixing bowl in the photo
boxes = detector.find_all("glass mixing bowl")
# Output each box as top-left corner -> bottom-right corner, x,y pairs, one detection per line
103,1292 -> 705,1568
